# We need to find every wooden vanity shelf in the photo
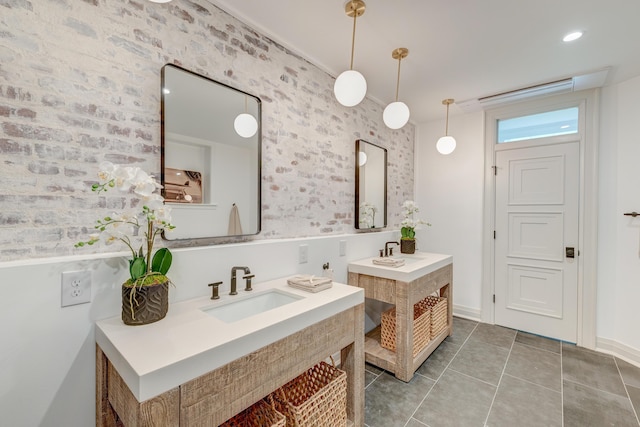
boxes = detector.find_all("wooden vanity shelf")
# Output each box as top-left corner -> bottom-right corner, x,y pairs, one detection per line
96,303 -> 364,426
348,263 -> 452,382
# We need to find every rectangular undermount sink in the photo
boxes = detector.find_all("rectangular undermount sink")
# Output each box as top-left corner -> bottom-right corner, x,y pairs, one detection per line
201,289 -> 303,323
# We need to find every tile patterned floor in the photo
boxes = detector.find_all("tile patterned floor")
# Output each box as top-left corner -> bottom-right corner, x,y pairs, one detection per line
364,317 -> 640,427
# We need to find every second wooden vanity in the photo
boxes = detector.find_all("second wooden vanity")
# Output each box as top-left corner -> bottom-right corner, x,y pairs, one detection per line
348,252 -> 453,382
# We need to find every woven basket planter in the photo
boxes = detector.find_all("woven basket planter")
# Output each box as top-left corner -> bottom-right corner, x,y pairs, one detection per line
220,399 -> 286,427
381,298 -> 432,357
268,361 -> 347,427
121,279 -> 169,326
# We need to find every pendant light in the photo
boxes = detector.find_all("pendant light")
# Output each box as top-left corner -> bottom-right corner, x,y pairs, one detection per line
334,0 -> 367,107
234,95 -> 258,138
436,99 -> 456,155
383,48 -> 410,129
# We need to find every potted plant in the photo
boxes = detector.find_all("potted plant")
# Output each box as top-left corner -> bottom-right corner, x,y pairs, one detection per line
76,161 -> 175,325
400,200 -> 430,254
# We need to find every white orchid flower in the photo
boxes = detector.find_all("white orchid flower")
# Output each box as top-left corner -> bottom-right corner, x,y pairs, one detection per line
97,161 -> 117,181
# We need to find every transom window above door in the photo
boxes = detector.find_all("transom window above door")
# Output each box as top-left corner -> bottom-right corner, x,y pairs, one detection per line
497,107 -> 579,143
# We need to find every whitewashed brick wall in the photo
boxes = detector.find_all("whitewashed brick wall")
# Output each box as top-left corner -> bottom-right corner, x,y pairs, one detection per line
0,0 -> 414,261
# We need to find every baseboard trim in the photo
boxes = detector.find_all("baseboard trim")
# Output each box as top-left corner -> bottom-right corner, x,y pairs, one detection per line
596,337 -> 640,368
453,304 -> 482,322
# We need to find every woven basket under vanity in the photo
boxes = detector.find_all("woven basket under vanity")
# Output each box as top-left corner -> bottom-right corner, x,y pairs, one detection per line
424,295 -> 448,339
268,361 -> 347,427
220,399 -> 286,427
380,298 -> 432,357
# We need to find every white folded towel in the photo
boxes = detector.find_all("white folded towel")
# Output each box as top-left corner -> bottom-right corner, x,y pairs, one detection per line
288,282 -> 333,293
287,275 -> 332,289
372,257 -> 406,268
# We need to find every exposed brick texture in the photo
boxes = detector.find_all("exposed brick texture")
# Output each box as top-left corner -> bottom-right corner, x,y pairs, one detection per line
0,0 -> 414,261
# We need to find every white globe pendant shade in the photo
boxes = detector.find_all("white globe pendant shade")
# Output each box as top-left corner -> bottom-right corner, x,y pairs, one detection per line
334,70 -> 367,107
234,113 -> 258,138
148,0 -> 172,3
383,101 -> 410,129
436,135 -> 456,155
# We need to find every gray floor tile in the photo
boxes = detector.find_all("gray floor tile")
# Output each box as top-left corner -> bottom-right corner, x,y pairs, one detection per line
406,419 -> 428,427
365,369 -> 378,388
413,369 -> 495,427
449,338 -> 509,385
515,330 -> 561,354
562,343 -> 627,396
563,380 -> 639,427
467,322 -> 516,349
416,340 -> 459,381
365,362 -> 384,376
628,385 -> 640,422
443,316 -> 477,347
487,374 -> 562,427
617,358 -> 640,389
504,342 -> 561,391
365,370 -> 435,427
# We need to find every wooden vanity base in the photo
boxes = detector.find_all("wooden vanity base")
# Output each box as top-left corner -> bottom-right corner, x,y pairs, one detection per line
97,304 -> 365,426
349,264 -> 453,382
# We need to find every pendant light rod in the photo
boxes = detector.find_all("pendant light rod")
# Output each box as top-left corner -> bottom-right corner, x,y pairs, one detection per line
345,0 -> 366,70
442,98 -> 454,135
392,48 -> 408,102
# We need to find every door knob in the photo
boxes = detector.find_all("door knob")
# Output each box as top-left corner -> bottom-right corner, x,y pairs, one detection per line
566,247 -> 575,259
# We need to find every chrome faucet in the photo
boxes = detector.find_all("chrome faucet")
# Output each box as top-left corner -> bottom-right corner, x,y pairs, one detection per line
384,241 -> 399,257
230,266 -> 251,295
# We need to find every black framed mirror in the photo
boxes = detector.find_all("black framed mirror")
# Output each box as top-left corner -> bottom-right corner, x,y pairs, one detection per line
161,64 -> 261,239
355,139 -> 387,229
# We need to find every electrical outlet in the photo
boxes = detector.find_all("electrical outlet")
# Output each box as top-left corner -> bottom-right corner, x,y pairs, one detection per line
299,244 -> 308,264
61,270 -> 92,307
339,240 -> 347,257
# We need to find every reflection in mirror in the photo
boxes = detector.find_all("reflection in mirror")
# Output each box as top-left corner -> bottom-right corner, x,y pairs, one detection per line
161,64 -> 261,239
355,139 -> 387,229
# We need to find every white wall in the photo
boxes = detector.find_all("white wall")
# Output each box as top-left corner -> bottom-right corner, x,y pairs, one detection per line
415,77 -> 640,361
597,75 -> 640,354
0,230 -> 398,426
415,111 -> 485,319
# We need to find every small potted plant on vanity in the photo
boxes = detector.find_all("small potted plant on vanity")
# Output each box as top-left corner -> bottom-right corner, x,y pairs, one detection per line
76,161 -> 175,326
400,200 -> 430,254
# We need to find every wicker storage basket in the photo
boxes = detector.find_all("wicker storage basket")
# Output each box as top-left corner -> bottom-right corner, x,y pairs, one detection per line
268,361 -> 347,427
424,296 -> 448,339
380,298 -> 432,357
220,399 -> 286,427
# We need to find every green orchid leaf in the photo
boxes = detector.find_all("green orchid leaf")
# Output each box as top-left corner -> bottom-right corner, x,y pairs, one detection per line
151,248 -> 172,275
129,257 -> 147,281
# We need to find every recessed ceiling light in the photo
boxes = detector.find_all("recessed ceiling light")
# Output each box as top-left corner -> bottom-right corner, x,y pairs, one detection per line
563,31 -> 583,42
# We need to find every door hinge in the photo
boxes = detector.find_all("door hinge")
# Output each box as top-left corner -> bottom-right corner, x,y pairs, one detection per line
493,230 -> 496,239
492,165 -> 497,175
493,294 -> 496,303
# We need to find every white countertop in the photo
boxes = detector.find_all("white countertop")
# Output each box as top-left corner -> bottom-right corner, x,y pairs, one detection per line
348,251 -> 453,282
95,277 -> 364,402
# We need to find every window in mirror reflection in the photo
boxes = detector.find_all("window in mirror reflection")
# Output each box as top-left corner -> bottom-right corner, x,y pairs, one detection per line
161,64 -> 261,239
355,139 -> 387,230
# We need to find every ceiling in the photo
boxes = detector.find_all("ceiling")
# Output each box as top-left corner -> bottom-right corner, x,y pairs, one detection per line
208,0 -> 640,124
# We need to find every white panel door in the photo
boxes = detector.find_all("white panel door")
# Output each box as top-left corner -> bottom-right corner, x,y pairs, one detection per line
495,141 -> 579,342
